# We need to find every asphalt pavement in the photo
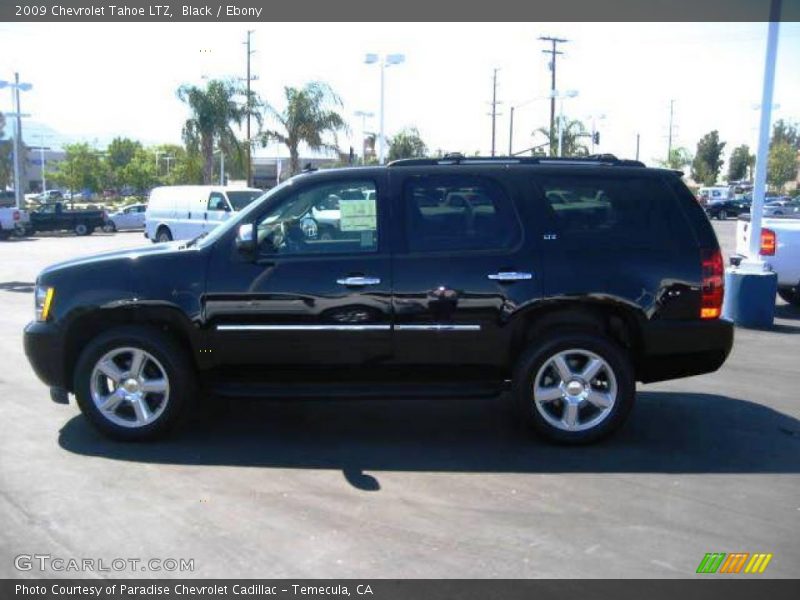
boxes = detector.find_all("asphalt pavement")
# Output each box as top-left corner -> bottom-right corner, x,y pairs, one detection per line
0,222 -> 798,579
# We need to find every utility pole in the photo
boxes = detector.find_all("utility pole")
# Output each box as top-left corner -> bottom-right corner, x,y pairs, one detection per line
244,30 -> 257,186
666,99 -> 675,163
539,36 -> 567,156
489,68 -> 501,157
636,133 -> 640,161
508,106 -> 514,156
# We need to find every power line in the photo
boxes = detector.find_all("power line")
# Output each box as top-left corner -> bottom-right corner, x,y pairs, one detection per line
538,36 -> 568,156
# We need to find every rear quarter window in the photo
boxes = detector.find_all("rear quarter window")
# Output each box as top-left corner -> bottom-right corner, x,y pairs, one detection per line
534,174 -> 683,247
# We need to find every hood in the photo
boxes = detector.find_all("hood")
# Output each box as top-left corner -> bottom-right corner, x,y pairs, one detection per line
40,241 -> 190,276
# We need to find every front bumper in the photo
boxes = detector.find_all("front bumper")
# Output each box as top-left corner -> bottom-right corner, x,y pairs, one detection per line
637,318 -> 734,383
23,321 -> 67,389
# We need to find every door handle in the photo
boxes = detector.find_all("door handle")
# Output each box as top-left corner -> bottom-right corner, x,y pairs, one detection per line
488,271 -> 533,281
336,276 -> 381,286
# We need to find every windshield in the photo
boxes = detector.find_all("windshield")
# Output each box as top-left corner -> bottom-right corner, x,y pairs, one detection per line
227,190 -> 262,211
196,180 -> 295,249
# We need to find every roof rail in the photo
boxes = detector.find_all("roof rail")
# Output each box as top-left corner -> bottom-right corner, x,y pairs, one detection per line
387,153 -> 645,168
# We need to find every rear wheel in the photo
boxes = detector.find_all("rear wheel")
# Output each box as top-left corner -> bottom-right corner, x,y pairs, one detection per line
156,227 -> 172,243
74,222 -> 89,236
74,326 -> 195,441
104,222 -> 117,233
778,287 -> 800,307
513,331 -> 635,444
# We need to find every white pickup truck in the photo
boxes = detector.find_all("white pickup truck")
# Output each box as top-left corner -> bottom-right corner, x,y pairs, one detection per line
734,214 -> 800,305
0,206 -> 30,240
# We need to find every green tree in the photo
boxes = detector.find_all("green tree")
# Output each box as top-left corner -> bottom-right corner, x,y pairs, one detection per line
657,147 -> 693,170
106,137 -> 142,187
259,81 -> 346,176
535,119 -> 590,157
119,147 -> 158,193
388,127 -> 428,161
771,119 -> 799,150
178,79 -> 251,184
48,143 -> 103,200
767,140 -> 798,191
727,145 -> 753,182
691,130 -> 726,185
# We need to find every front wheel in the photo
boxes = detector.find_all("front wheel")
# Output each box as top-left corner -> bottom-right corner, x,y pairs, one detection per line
778,287 -> 800,307
512,332 -> 635,444
74,326 -> 196,441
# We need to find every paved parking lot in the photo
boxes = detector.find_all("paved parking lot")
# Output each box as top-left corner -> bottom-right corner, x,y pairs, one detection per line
0,222 -> 798,579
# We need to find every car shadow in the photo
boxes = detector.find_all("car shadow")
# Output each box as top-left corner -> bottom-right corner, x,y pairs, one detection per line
0,280 -> 35,293
58,391 -> 800,490
775,302 -> 800,321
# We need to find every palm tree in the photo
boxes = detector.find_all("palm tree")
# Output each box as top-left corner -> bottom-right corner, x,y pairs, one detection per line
535,119 -> 590,157
177,80 -> 252,184
259,82 -> 347,177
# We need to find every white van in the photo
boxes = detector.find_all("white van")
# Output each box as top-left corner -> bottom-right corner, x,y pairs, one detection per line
697,186 -> 731,206
145,185 -> 262,243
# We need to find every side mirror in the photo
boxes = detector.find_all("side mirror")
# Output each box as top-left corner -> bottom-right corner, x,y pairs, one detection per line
235,223 -> 255,253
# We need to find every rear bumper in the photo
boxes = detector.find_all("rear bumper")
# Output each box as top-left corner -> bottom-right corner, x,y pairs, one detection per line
23,321 -> 68,389
637,318 -> 734,383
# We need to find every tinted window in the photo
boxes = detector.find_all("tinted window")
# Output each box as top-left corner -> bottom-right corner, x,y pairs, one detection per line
256,179 -> 378,256
537,175 -> 675,243
227,190 -> 262,211
404,175 -> 520,252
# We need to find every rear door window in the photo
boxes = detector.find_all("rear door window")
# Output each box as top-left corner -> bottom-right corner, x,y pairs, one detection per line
403,175 -> 521,253
534,174 -> 677,246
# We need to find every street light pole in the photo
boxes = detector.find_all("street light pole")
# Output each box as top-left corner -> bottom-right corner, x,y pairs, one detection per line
0,73 -> 33,209
365,53 -> 405,165
379,61 -> 385,164
748,2 -> 781,260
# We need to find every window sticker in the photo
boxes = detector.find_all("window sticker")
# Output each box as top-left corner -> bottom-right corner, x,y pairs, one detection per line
339,198 -> 377,231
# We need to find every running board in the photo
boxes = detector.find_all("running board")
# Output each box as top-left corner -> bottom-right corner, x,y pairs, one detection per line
210,380 -> 507,401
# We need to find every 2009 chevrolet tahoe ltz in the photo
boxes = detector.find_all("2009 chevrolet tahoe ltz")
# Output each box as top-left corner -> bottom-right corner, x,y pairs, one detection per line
24,154 -> 733,443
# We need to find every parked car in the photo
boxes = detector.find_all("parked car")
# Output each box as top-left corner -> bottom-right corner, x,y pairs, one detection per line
705,199 -> 747,220
734,213 -> 800,305
37,190 -> 64,203
24,154 -> 733,443
106,203 -> 147,231
144,185 -> 263,243
0,206 -> 30,240
27,202 -> 107,236
763,199 -> 800,217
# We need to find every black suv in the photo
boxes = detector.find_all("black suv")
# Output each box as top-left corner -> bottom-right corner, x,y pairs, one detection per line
23,155 -> 733,443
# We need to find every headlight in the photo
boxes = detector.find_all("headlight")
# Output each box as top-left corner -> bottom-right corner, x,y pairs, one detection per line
35,285 -> 55,322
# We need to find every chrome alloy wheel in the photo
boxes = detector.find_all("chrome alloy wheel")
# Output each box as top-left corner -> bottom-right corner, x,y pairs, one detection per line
532,348 -> 617,432
89,347 -> 170,428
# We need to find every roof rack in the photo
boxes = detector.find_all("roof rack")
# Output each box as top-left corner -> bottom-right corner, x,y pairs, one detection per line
388,153 -> 645,168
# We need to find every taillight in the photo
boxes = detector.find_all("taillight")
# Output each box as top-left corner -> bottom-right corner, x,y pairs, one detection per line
700,248 -> 724,320
12,210 -> 19,221
760,228 -> 776,256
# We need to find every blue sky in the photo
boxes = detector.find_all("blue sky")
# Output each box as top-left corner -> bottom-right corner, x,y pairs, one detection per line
1,21 -> 798,166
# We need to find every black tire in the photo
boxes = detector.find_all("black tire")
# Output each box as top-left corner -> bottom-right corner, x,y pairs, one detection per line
718,210 -> 728,220
778,287 -> 800,307
156,227 -> 172,243
74,222 -> 89,236
512,331 -> 635,444
104,222 -> 117,233
73,325 -> 196,441
0,230 -> 10,241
